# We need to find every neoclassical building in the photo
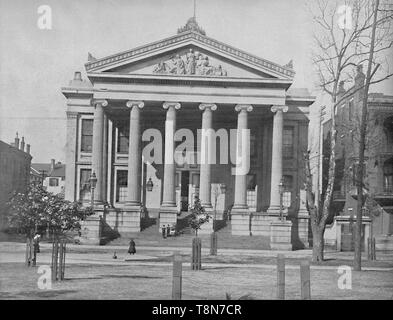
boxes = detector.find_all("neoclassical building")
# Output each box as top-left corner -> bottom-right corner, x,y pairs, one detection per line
62,19 -> 315,247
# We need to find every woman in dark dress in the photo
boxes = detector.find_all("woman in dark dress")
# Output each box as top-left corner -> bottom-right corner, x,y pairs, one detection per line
128,238 -> 136,255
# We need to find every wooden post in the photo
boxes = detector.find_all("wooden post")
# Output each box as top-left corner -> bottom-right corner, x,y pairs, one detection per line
210,232 -> 218,255
58,240 -> 63,281
191,237 -> 202,270
372,238 -> 376,260
25,238 -> 30,266
172,254 -> 182,300
277,254 -> 285,300
53,239 -> 59,281
300,260 -> 311,300
61,242 -> 66,280
29,238 -> 33,267
367,238 -> 371,261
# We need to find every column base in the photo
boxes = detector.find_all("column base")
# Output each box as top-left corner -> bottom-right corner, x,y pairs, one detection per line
251,213 -> 280,236
80,214 -> 102,245
270,220 -> 293,251
104,208 -> 141,234
159,207 -> 178,232
231,208 -> 250,235
266,205 -> 288,216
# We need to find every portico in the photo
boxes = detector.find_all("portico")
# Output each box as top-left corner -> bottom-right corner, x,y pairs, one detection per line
62,19 -> 315,247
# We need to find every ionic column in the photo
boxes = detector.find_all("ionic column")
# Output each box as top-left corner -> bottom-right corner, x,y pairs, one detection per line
267,105 -> 288,214
232,104 -> 253,210
91,99 -> 107,205
199,103 -> 217,209
125,101 -> 144,207
161,102 -> 181,209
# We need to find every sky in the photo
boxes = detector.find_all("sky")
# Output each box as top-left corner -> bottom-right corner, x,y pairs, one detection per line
0,0 -> 392,163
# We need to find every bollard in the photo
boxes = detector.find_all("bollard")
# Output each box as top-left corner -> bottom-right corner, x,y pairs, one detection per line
172,254 -> 182,300
300,260 -> 311,300
277,254 -> 285,300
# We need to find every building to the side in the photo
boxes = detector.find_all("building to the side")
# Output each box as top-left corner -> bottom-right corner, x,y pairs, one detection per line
322,65 -> 393,251
62,18 -> 315,248
31,159 -> 66,196
0,134 -> 32,231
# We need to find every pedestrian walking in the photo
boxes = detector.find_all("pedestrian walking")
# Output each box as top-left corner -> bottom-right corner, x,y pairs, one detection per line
162,225 -> 167,239
128,238 -> 136,255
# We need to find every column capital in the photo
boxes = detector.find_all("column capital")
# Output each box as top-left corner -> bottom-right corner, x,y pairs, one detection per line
199,103 -> 217,111
235,104 -> 253,112
163,102 -> 181,110
271,105 -> 288,113
126,100 -> 144,109
91,99 -> 108,107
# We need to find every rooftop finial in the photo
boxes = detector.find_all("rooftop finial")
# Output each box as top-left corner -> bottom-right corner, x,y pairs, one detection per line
177,0 -> 205,35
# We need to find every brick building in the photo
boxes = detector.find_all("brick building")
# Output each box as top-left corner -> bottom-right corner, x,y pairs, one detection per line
0,134 -> 32,231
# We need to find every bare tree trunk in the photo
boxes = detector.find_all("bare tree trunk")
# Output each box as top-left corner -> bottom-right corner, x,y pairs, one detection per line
311,215 -> 325,262
354,0 -> 380,272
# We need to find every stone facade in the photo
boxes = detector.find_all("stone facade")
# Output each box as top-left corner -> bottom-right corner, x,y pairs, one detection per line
62,24 -> 315,248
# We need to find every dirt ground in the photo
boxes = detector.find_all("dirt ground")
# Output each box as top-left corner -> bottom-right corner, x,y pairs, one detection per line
1,261 -> 392,300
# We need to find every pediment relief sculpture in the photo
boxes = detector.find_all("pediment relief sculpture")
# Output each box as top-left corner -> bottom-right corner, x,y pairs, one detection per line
153,49 -> 228,76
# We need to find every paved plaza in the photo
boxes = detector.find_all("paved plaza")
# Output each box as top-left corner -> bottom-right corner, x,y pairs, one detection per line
1,242 -> 392,300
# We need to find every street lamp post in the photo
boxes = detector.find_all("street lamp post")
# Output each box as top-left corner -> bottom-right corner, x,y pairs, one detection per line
278,178 -> 285,221
89,171 -> 97,208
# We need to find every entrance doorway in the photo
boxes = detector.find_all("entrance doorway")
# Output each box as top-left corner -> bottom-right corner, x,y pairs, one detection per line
180,171 -> 190,211
178,170 -> 200,212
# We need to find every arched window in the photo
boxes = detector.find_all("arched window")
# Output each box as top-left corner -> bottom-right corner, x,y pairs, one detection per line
383,158 -> 393,193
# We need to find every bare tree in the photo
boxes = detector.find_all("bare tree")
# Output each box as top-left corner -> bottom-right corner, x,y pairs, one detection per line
306,0 -> 393,262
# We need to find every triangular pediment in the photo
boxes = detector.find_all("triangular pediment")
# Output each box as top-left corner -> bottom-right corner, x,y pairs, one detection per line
85,31 -> 294,80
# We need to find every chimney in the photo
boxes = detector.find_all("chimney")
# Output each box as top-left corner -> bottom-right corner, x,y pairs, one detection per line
14,132 -> 20,149
26,144 -> 31,154
51,159 -> 55,171
74,71 -> 82,81
20,136 -> 25,152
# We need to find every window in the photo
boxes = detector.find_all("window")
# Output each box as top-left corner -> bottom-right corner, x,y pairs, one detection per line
81,119 -> 93,152
383,158 -> 393,193
283,175 -> 293,208
283,127 -> 294,158
117,121 -> 129,154
79,169 -> 91,201
49,178 -> 59,187
116,170 -> 128,202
